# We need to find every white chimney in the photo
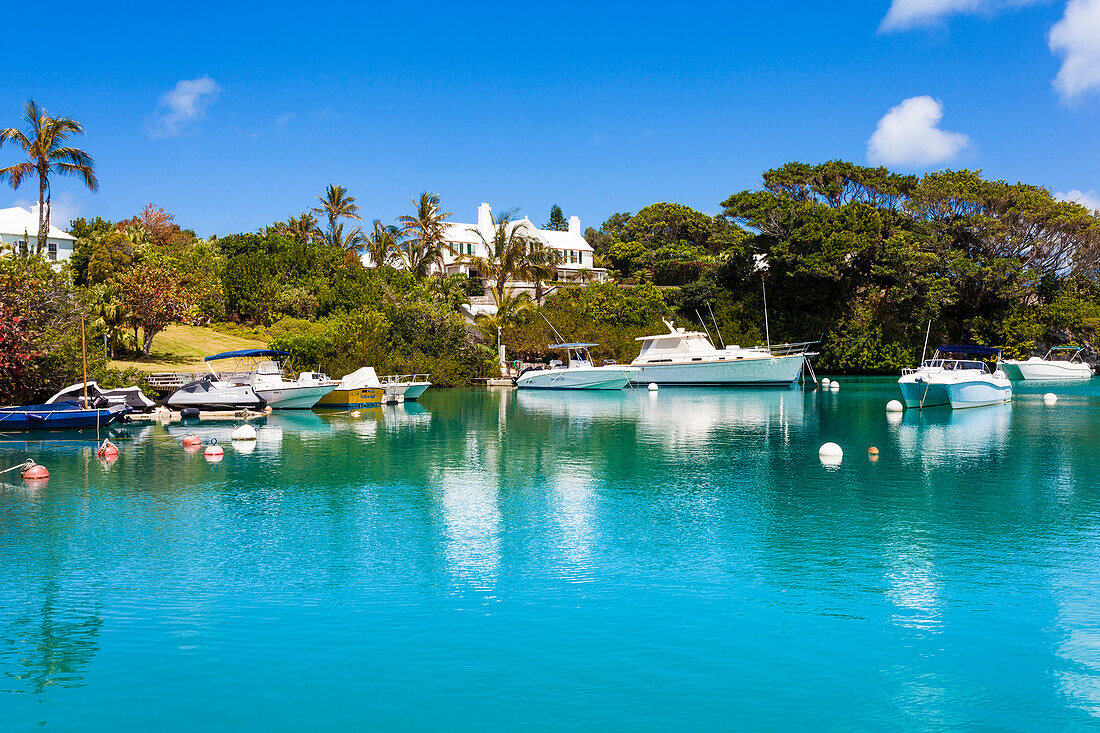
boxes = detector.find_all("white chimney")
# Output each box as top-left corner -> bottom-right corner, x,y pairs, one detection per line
477,202 -> 492,229
568,215 -> 580,234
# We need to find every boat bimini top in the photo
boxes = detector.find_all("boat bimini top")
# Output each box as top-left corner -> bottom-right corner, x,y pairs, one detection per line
203,349 -> 290,362
547,343 -> 601,369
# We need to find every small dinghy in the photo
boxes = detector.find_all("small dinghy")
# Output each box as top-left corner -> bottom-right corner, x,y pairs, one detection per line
47,381 -> 156,413
0,401 -> 131,430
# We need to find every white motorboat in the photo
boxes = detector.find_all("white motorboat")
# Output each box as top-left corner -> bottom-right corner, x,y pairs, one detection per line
516,343 -> 638,390
629,320 -> 816,386
165,375 -> 267,411
204,349 -> 338,409
1002,347 -> 1093,381
379,374 -> 432,400
898,345 -> 1012,409
47,381 -> 156,412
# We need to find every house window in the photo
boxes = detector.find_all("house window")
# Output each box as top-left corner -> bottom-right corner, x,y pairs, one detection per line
48,240 -> 57,260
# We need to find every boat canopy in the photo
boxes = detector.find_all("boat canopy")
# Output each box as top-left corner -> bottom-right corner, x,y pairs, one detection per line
337,367 -> 382,390
937,345 -> 1001,357
549,343 -> 599,349
204,349 -> 290,362
1049,345 -> 1082,350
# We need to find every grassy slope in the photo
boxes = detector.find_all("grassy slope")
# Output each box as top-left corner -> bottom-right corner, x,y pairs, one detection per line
110,324 -> 267,372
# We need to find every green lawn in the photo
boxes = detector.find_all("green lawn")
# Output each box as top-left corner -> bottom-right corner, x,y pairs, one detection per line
110,324 -> 267,372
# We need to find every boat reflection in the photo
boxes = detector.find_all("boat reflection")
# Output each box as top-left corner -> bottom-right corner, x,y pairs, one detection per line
892,403 -> 1012,464
515,387 -> 805,448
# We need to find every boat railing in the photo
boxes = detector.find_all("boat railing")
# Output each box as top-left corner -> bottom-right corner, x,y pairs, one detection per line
768,341 -> 820,356
379,373 -> 431,384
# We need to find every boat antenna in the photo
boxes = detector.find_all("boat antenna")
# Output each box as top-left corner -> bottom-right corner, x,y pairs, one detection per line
920,319 -> 932,365
706,302 -> 725,349
694,309 -> 714,344
539,311 -> 567,344
80,315 -> 89,409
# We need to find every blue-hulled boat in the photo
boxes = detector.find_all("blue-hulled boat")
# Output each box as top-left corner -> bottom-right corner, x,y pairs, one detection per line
0,401 -> 131,430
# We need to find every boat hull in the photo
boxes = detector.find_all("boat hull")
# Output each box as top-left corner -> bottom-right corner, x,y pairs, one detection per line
166,380 -> 267,411
402,383 -> 431,400
630,353 -> 805,386
898,379 -> 950,408
314,387 -> 384,409
256,383 -> 337,409
945,379 -> 1013,409
0,402 -> 130,430
517,367 -> 638,390
1002,360 -> 1092,380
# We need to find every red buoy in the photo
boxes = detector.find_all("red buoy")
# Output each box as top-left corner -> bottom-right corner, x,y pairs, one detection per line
22,462 -> 49,480
181,433 -> 201,447
97,440 -> 120,459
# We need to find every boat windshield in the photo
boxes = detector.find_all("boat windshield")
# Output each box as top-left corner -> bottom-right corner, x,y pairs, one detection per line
920,359 -> 989,372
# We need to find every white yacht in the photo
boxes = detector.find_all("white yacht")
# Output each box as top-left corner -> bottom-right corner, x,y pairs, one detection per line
629,320 -> 816,386
379,374 -> 432,400
205,349 -> 338,409
898,345 -> 1012,409
516,343 -> 638,390
1002,347 -> 1093,381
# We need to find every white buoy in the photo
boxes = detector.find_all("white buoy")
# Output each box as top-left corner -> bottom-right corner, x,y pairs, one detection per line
351,410 -> 362,417
821,378 -> 831,386
648,383 -> 659,392
819,442 -> 843,467
829,382 -> 840,391
886,399 -> 904,412
231,424 -> 257,441
1043,393 -> 1058,405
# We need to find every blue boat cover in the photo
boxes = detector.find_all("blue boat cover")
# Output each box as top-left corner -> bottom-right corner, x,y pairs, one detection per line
548,343 -> 600,349
937,344 -> 1001,357
0,401 -> 88,413
204,349 -> 290,362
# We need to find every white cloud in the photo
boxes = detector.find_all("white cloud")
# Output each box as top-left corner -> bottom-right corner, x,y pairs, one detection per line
867,96 -> 970,167
275,112 -> 297,128
1056,188 -> 1100,211
147,76 -> 221,138
880,0 -> 1045,32
1049,0 -> 1100,100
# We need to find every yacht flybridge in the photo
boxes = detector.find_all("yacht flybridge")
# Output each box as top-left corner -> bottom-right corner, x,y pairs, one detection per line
898,345 -> 1012,409
629,320 -> 817,387
516,343 -> 638,390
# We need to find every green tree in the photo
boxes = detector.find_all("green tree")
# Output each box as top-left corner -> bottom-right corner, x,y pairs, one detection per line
545,204 -> 568,231
364,219 -> 401,268
0,99 -> 98,253
398,191 -> 452,279
311,184 -> 361,246
116,263 -> 195,356
459,207 -> 536,302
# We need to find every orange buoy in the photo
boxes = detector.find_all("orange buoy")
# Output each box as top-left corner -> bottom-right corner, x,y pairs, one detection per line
264,406 -> 273,414
97,439 -> 119,459
868,446 -> 879,455
21,462 -> 49,480
181,433 -> 201,447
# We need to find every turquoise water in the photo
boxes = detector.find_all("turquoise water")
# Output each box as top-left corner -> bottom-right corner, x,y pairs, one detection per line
3,379 -> 1100,731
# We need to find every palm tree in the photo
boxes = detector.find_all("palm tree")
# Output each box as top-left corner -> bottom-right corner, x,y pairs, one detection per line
326,222 -> 365,253
0,100 -> 98,254
365,219 -> 401,267
311,184 -> 360,245
524,240 -> 562,303
461,208 -> 538,303
88,283 -> 131,359
398,191 -> 452,279
281,211 -> 322,243
475,287 -> 534,373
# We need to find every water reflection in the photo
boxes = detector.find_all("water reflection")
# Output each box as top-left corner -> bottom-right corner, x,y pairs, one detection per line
438,467 -> 501,592
892,404 -> 1012,465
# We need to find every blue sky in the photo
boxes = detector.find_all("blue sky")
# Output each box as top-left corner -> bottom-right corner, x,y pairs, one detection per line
1,1 -> 1098,236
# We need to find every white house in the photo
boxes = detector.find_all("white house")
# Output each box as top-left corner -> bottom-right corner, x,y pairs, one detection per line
0,204 -> 76,262
383,202 -> 605,285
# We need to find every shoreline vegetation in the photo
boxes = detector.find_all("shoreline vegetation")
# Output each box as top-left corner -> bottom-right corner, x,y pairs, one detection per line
2,108 -> 1100,405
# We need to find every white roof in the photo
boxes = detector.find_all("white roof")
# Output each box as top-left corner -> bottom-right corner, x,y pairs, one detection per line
441,217 -> 591,252
337,367 -> 381,390
0,205 -> 76,241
